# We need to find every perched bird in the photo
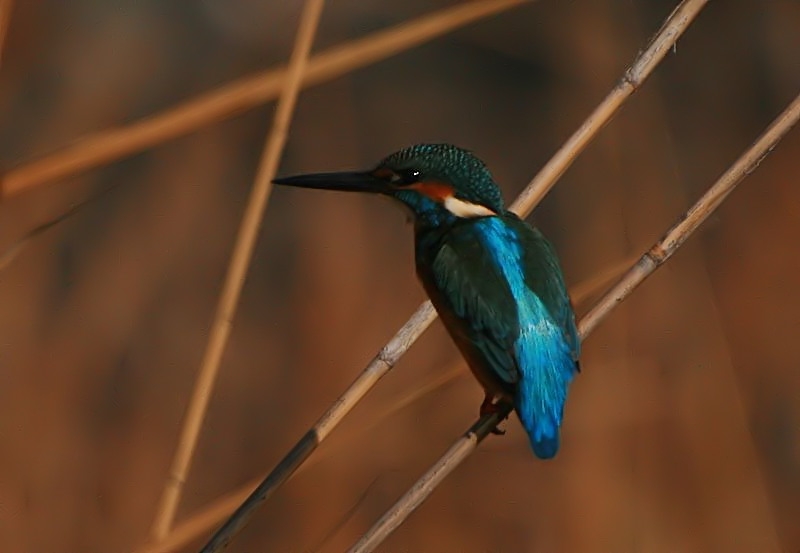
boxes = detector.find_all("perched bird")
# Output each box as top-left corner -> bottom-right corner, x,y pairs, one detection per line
274,144 -> 580,458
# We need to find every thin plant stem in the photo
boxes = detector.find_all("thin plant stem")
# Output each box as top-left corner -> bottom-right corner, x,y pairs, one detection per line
0,182 -> 124,271
197,303 -> 438,553
579,93 -> 800,337
129,252 -> 625,553
127,251 -> 627,553
149,0 -> 326,539
0,0 -> 527,202
0,0 -> 12,64
139,482 -> 258,553
133,364 -> 464,553
198,1 -> 706,550
510,0 -> 709,215
346,90 -> 800,553
568,253 -> 641,308
0,4 -> 534,274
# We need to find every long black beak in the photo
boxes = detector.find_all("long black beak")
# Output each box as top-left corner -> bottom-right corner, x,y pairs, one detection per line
273,171 -> 389,194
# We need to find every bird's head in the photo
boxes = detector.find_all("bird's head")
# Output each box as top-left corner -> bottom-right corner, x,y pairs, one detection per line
274,144 -> 505,226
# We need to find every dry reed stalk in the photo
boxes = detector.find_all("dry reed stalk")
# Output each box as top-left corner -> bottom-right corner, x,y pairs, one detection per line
149,0 -> 325,539
0,190 -> 108,271
0,180 -> 126,272
198,302 -> 438,553
198,2 -> 707,550
510,0 -> 708,215
0,0 -> 527,203
134,365 -> 464,553
130,254 -> 630,553
568,254 -> 641,308
346,91 -> 800,553
139,479 -> 259,553
0,0 -> 12,63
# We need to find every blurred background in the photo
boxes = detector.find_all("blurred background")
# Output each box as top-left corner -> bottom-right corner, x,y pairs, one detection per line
0,1 -> 798,551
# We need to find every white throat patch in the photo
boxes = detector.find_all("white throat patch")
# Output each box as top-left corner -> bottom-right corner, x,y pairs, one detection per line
443,196 -> 495,218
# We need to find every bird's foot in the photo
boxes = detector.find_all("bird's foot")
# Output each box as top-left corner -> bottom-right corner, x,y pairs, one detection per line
480,394 -> 510,435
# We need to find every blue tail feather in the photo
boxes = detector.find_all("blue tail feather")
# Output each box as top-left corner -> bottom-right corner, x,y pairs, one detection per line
513,326 -> 576,459
465,216 -> 579,459
530,433 -> 560,460
514,395 -> 564,459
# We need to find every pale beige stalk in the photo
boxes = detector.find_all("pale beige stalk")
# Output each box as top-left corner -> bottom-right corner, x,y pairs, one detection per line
130,257 -> 623,553
0,0 -> 12,64
347,90 -> 800,553
510,0 -> 709,216
149,0 -> 326,539
0,0 -> 528,202
198,0 -> 710,550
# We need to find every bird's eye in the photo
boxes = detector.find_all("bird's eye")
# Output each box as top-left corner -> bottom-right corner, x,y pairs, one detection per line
373,166 -> 422,185
393,168 -> 421,185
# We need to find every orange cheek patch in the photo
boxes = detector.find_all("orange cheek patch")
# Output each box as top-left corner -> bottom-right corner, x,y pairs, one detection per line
409,181 -> 454,202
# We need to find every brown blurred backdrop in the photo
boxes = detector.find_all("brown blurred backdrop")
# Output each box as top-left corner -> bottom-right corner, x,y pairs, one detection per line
1,1 -> 799,552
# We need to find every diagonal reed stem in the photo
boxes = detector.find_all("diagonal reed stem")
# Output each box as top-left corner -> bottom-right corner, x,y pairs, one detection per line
0,0 -> 527,203
510,0 -> 708,215
131,257 -> 625,553
0,182 -> 123,271
0,0 -> 12,65
149,0 -> 325,539
347,90 -> 800,553
197,1 -> 708,551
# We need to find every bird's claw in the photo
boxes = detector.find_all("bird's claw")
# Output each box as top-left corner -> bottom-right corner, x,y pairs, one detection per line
480,394 -> 510,435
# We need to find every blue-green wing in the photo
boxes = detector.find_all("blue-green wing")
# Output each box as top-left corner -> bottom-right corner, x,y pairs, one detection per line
506,214 -> 580,365
417,215 -> 579,459
417,222 -> 521,386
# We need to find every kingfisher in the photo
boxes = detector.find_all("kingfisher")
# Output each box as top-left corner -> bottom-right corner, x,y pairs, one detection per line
274,144 -> 580,458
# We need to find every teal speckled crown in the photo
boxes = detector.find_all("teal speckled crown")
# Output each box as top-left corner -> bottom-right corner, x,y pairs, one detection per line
379,144 -> 505,213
